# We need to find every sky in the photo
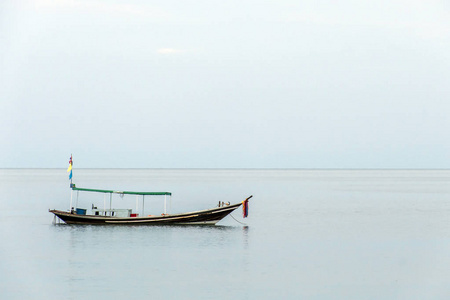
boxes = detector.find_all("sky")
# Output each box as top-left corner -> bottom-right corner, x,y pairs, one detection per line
1,0 -> 450,168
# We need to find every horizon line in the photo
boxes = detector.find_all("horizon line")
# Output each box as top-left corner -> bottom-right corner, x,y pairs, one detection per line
1,167 -> 450,171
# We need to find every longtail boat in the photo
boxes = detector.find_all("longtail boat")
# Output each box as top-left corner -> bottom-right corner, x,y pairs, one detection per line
50,184 -> 252,225
51,156 -> 251,225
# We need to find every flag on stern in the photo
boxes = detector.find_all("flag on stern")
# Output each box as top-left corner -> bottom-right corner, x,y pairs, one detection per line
242,198 -> 249,218
67,155 -> 73,180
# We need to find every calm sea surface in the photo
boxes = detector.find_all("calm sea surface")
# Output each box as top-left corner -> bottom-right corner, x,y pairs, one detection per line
1,169 -> 450,299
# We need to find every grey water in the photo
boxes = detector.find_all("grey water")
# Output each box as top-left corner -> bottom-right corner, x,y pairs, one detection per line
1,169 -> 450,299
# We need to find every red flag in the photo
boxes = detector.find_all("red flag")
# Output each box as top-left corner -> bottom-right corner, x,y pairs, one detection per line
242,198 -> 250,218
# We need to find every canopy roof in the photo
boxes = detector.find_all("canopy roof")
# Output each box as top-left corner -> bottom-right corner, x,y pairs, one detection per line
72,187 -> 171,196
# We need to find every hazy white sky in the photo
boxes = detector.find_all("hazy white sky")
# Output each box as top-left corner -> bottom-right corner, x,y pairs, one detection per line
1,0 -> 450,168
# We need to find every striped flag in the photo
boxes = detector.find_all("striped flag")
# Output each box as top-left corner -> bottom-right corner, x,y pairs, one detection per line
242,198 -> 249,218
67,155 -> 73,180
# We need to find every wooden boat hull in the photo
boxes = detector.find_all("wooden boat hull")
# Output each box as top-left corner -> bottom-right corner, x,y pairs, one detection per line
49,203 -> 242,225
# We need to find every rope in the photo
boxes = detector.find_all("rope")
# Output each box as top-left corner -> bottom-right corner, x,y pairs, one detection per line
229,213 -> 247,225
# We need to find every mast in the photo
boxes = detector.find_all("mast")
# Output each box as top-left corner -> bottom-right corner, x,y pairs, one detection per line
69,189 -> 73,212
67,154 -> 74,212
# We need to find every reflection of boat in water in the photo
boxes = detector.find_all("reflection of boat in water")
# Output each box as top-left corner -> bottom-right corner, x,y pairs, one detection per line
49,185 -> 252,225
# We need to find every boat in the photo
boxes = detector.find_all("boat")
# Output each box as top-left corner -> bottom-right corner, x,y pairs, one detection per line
50,181 -> 251,225
50,156 -> 251,225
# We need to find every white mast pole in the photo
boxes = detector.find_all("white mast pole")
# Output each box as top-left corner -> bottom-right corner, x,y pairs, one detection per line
164,195 -> 167,215
68,153 -> 73,212
69,189 -> 73,213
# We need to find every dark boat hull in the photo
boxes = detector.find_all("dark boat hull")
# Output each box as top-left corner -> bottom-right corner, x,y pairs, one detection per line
49,203 -> 242,225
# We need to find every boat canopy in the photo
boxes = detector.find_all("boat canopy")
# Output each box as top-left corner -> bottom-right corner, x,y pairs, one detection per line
72,187 -> 171,196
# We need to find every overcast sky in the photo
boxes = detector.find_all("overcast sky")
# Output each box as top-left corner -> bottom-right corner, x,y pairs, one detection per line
1,0 -> 450,168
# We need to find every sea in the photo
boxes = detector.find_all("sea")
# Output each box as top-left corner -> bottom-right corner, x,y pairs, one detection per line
1,169 -> 450,300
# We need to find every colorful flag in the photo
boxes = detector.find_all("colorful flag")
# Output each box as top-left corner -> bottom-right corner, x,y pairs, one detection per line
67,155 -> 73,180
242,198 -> 249,218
